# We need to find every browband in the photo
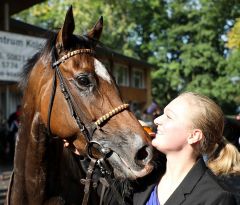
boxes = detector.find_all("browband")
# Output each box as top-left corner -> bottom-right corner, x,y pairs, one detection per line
52,48 -> 95,67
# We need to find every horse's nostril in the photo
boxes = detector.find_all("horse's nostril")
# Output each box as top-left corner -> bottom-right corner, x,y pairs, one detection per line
135,145 -> 152,166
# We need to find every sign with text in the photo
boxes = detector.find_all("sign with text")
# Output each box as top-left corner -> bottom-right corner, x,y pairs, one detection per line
0,31 -> 45,82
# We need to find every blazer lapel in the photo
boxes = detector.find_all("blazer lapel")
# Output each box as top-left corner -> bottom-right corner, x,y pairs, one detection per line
133,183 -> 155,205
165,189 -> 185,205
165,158 -> 206,205
133,162 -> 165,205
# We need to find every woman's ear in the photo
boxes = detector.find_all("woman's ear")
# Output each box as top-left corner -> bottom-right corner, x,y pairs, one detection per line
188,129 -> 203,144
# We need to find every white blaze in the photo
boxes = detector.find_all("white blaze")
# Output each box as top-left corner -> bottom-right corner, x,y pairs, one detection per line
94,59 -> 112,83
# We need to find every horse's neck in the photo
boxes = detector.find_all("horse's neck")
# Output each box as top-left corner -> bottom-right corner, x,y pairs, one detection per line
12,111 -> 86,204
11,112 -> 50,204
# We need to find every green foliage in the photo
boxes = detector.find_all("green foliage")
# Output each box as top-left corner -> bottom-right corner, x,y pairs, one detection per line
13,0 -> 240,113
227,18 -> 240,49
13,0 -> 134,53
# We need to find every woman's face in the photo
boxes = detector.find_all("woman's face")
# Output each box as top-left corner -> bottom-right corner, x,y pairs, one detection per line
152,96 -> 195,154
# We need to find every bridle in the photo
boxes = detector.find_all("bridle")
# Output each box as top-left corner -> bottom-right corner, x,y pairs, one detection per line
6,47 -> 129,205
48,47 -> 129,205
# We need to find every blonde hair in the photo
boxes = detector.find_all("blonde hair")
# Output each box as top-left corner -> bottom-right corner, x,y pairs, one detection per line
207,138 -> 240,175
179,92 -> 240,176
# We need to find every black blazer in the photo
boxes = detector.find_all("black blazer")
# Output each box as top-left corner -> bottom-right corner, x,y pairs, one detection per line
133,158 -> 237,205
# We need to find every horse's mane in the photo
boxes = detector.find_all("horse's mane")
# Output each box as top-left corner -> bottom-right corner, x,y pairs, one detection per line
19,32 -> 57,91
19,31 -> 100,91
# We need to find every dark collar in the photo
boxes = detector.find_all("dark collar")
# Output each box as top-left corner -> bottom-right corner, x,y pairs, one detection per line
133,157 -> 207,205
133,161 -> 164,205
133,183 -> 156,205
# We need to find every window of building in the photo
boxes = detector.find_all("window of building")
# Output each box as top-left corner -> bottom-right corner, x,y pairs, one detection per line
113,64 -> 129,86
132,68 -> 145,88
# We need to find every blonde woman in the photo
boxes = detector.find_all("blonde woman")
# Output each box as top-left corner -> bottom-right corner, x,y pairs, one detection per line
133,92 -> 238,205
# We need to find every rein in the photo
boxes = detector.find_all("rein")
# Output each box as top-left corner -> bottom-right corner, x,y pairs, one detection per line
48,47 -> 128,205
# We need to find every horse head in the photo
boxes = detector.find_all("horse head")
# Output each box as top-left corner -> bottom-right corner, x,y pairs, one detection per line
24,6 -> 153,181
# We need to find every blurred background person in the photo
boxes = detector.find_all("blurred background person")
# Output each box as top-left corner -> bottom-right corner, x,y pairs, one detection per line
6,105 -> 21,162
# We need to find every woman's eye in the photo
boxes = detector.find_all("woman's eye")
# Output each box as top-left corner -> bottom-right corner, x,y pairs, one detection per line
166,114 -> 171,119
77,76 -> 90,86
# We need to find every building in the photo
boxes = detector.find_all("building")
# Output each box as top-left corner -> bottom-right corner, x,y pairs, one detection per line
0,0 -> 153,120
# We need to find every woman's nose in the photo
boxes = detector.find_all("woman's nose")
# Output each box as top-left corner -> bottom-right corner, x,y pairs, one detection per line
154,115 -> 162,125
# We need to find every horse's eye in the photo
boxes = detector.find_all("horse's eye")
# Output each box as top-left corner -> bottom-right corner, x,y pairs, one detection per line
77,76 -> 91,86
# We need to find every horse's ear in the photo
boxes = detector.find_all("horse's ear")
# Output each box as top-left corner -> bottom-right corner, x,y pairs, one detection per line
56,6 -> 75,50
87,16 -> 103,41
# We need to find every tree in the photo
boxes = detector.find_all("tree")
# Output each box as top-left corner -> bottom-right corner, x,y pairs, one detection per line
226,18 -> 240,107
227,18 -> 240,50
100,0 -> 240,112
133,0 -> 240,112
13,0 -> 240,113
13,0 -> 135,54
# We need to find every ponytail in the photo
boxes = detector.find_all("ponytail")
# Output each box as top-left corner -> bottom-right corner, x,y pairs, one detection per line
207,138 -> 240,176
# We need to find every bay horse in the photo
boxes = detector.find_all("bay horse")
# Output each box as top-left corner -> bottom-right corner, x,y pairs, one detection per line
6,6 -> 154,205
